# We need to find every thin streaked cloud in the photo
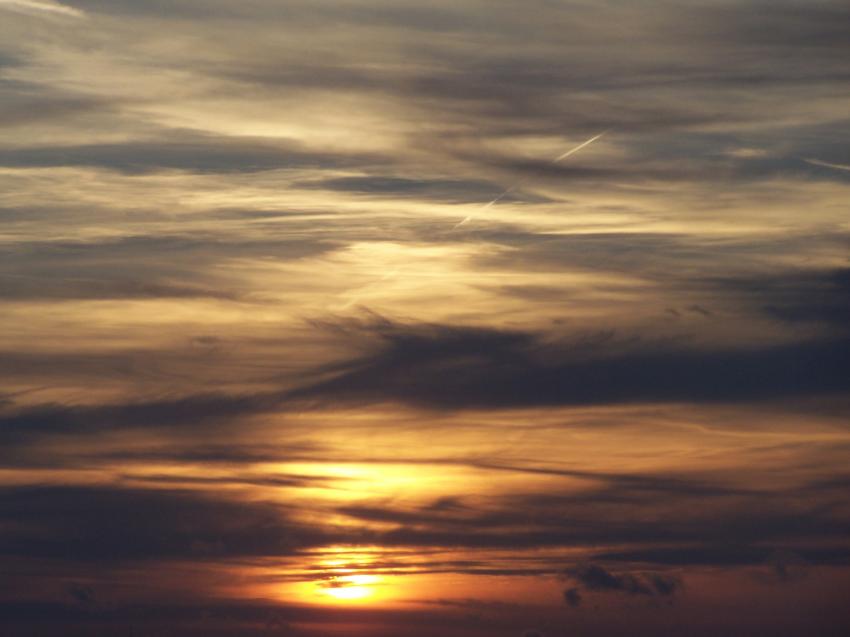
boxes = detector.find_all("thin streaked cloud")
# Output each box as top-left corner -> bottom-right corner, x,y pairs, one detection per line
0,0 -> 83,18
1,2 -> 848,636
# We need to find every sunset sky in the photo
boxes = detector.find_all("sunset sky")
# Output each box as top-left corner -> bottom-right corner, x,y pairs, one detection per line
1,1 -> 849,636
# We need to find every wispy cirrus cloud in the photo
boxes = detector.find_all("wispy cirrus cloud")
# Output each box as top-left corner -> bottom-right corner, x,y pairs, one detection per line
0,0 -> 83,18
1,2 -> 849,635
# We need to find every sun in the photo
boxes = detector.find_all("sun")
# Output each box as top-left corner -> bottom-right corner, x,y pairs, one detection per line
319,574 -> 381,602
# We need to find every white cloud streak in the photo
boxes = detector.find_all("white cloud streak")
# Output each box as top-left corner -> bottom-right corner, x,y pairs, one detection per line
0,0 -> 83,18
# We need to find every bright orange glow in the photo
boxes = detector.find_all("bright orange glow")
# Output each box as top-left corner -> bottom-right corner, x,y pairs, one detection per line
318,574 -> 380,602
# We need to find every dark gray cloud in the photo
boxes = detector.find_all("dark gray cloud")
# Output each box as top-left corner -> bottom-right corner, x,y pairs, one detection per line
295,176 -> 548,204
0,133 -> 383,174
0,485 -> 322,561
702,268 -> 850,329
361,499 -> 850,552
0,234 -> 335,303
681,0 -> 850,50
0,391 -> 281,446
763,550 -> 812,583
0,275 -> 241,301
1,234 -> 332,270
573,564 -> 680,599
559,564 -> 684,607
0,80 -> 121,128
1,470 -> 847,579
3,315 -> 847,457
598,546 -> 774,567
0,428 -> 327,470
563,587 -> 582,608
118,471 -> 332,489
329,467 -> 850,556
598,545 -> 850,569
473,233 -> 850,333
98,442 -> 325,466
537,564 -> 683,609
566,564 -> 654,597
472,231 -> 850,283
66,583 -> 96,605
450,145 -> 847,188
0,596 -> 521,637
291,319 -> 850,409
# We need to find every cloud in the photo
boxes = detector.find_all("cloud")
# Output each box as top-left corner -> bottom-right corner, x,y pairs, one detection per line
1,470 -> 847,587
569,564 -> 653,596
0,485 -> 323,561
0,80 -> 117,128
763,549 -> 811,583
295,176 -> 545,205
0,3 -> 849,633
598,546 -> 850,568
4,313 -> 847,457
290,318 -> 850,409
563,588 -> 582,608
0,597 -> 522,637
563,564 -> 682,605
99,442 -> 325,466
0,0 -> 83,18
0,275 -> 242,302
647,573 -> 681,596
66,584 -> 96,605
0,234 -> 334,304
119,471 -> 332,489
473,232 -> 850,325
686,1 -> 850,50
0,133 -> 382,174
0,391 -> 282,446
698,267 -> 850,329
331,468 -> 850,556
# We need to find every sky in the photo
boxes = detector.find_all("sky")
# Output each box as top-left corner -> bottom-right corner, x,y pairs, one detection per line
1,1 -> 849,636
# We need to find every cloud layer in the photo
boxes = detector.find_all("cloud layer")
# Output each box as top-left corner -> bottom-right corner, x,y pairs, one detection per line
1,1 -> 849,636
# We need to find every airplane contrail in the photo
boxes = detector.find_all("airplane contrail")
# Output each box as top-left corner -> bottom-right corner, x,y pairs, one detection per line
802,157 -> 850,173
553,130 -> 609,162
453,130 -> 609,229
337,131 -> 611,307
453,186 -> 516,228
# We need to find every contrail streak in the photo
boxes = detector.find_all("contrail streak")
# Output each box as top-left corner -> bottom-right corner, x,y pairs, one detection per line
453,130 -> 608,229
803,157 -> 850,173
553,130 -> 609,162
453,186 -> 516,228
337,132 -> 610,309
